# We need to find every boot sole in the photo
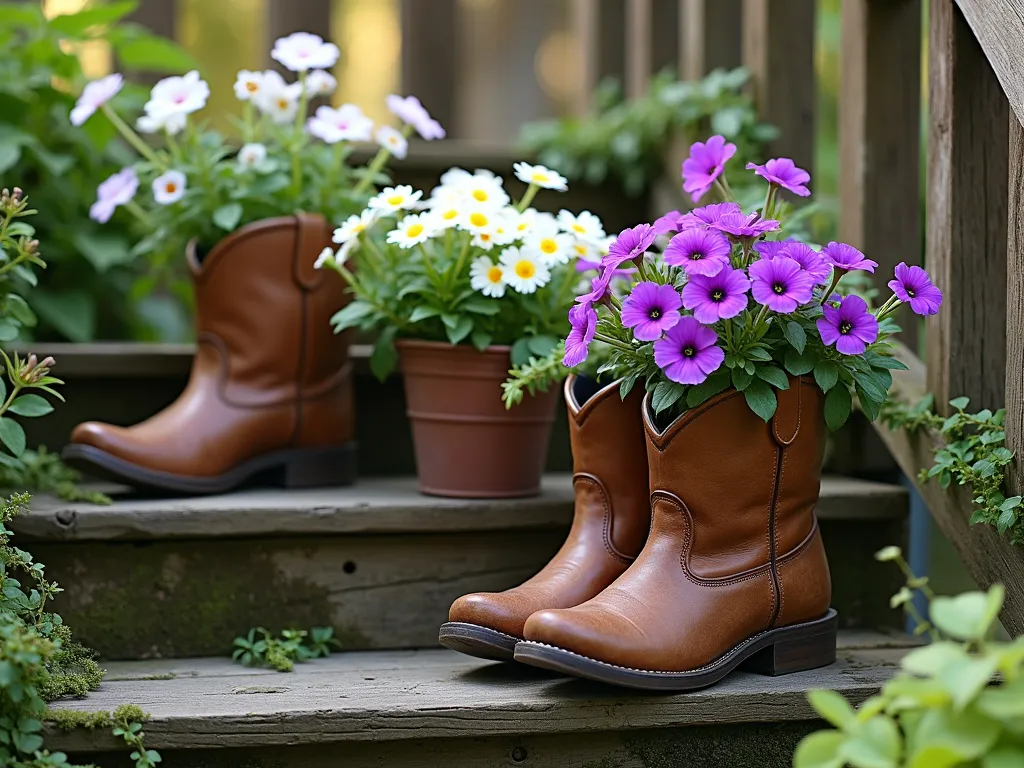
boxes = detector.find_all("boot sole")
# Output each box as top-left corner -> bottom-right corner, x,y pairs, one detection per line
61,442 -> 357,495
438,622 -> 520,661
513,608 -> 838,691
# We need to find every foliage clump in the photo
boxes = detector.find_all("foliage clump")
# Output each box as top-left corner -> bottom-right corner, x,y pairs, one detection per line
232,627 -> 340,673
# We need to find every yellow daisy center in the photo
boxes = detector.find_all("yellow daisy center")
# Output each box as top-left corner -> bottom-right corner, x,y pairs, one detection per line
540,238 -> 557,254
387,195 -> 404,206
165,182 -> 177,193
442,209 -> 458,220
479,233 -> 492,242
353,223 -> 365,233
277,98 -> 289,110
531,172 -> 548,183
572,224 -> 586,234
487,266 -> 503,283
515,260 -> 536,279
472,189 -> 488,202
245,81 -> 259,93
470,212 -> 488,227
406,223 -> 424,237
574,244 -> 588,255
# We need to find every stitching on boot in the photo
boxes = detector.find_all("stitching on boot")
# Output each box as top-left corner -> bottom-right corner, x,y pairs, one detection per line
773,448 -> 788,628
575,473 -> 632,565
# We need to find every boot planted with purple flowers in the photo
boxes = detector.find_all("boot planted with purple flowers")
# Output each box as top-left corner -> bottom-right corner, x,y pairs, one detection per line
515,135 -> 943,691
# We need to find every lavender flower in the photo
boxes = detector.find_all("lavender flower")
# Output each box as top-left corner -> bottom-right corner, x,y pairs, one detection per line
653,210 -> 686,236
663,228 -> 731,277
681,266 -> 751,323
711,212 -> 780,240
682,135 -> 737,202
653,317 -> 725,385
749,256 -> 815,313
888,262 -> 943,316
601,224 -> 656,270
746,158 -> 811,197
755,240 -> 831,284
576,268 -> 615,306
575,257 -> 634,278
386,94 -> 446,140
564,303 -> 598,367
821,242 -> 878,273
89,167 -> 139,224
817,294 -> 879,355
681,202 -> 743,229
621,282 -> 682,342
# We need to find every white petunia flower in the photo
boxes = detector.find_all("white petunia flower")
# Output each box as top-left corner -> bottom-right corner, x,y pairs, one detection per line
237,142 -> 268,168
557,209 -> 605,242
470,256 -> 506,298
368,185 -> 423,215
253,70 -> 303,124
513,162 -> 568,191
386,213 -> 436,249
271,32 -> 340,72
144,70 -> 209,122
136,111 -> 187,135
308,104 -> 374,143
152,170 -> 187,205
375,125 -> 409,159
333,209 -> 379,244
233,70 -> 264,102
500,247 -> 550,294
386,94 -> 445,140
314,247 -> 336,270
305,69 -> 338,97
71,74 -> 123,126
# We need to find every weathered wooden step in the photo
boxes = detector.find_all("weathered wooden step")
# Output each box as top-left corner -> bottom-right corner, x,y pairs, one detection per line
20,476 -> 908,660
46,630 -> 915,768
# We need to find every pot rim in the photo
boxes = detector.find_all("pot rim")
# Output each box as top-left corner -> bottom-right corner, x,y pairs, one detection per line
395,338 -> 513,354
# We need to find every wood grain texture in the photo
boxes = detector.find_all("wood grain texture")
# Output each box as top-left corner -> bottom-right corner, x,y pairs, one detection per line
927,0 -> 1009,413
1006,115 -> 1024,500
680,0 -> 742,81
265,0 -> 331,58
871,343 -> 1024,637
46,637 -> 916,753
954,0 -> 1024,127
839,0 -> 922,345
625,0 -> 654,98
400,0 -> 457,134
741,0 -> 816,175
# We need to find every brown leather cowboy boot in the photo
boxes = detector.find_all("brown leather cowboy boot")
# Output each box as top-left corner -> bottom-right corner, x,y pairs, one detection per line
438,374 -> 650,660
515,377 -> 836,689
63,214 -> 356,494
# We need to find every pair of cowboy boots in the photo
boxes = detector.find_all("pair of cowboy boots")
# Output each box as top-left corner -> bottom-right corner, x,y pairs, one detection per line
63,215 -> 356,493
440,374 -> 836,690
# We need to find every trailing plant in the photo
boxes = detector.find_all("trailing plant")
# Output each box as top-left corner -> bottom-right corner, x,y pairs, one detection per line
0,447 -> 111,505
519,68 -> 777,197
794,546 -> 1024,768
232,627 -> 340,673
46,704 -> 160,768
882,395 -> 1022,545
502,342 -> 567,407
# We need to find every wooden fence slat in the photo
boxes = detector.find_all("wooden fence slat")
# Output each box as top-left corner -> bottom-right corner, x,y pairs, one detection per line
954,0 -> 1024,129
741,0 -> 816,175
265,0 -> 332,64
625,0 -> 653,98
838,0 -> 922,348
926,0 -> 1008,414
680,0 -> 742,81
1006,115 -> 1024,503
649,0 -> 680,77
400,0 -> 457,134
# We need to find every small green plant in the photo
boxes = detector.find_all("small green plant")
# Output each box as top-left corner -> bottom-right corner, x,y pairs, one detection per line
112,704 -> 160,768
232,627 -> 340,673
794,546 -> 1024,768
501,341 -> 567,408
882,395 -> 1021,545
0,447 -> 111,505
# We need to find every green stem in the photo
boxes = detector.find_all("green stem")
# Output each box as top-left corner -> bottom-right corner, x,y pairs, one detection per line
819,270 -> 845,305
516,183 -> 540,212
875,294 -> 902,319
165,129 -> 183,164
752,303 -> 771,338
0,253 -> 28,278
714,173 -> 735,203
448,234 -> 472,290
243,101 -> 256,144
594,332 -> 633,351
102,104 -> 166,170
353,147 -> 393,197
291,71 -> 309,200
763,185 -> 778,221
0,382 -> 21,418
124,199 -> 152,226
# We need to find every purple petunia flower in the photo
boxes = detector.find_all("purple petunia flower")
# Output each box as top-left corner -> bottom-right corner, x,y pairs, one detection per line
746,158 -> 811,197
602,224 -> 657,270
576,266 -> 616,306
663,227 -> 732,276
755,239 -> 831,284
749,256 -> 815,313
681,201 -> 743,229
821,241 -> 878,273
90,167 -> 139,224
682,135 -> 737,203
621,282 -> 682,342
888,262 -> 943,316
653,317 -> 725,385
575,257 -> 634,278
681,266 -> 751,324
652,210 -> 686,236
817,294 -> 879,355
711,212 -> 780,240
563,302 -> 598,367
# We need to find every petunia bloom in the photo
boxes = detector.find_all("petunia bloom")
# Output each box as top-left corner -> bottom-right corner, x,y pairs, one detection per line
821,241 -> 878,273
652,210 -> 686,236
90,167 -> 138,224
307,104 -> 374,144
71,74 -> 123,126
817,294 -> 879,355
601,224 -> 656,270
386,94 -> 446,140
621,282 -> 682,342
653,317 -> 725,385
681,266 -> 750,324
577,267 -> 615,306
237,143 -> 267,168
680,201 -> 743,229
888,262 -> 943,316
144,70 -> 209,122
563,302 -> 598,367
663,227 -> 732,277
711,212 -> 781,240
755,240 -> 831,284
152,170 -> 186,205
746,158 -> 811,197
305,69 -> 338,96
272,32 -> 340,72
682,135 -> 737,203
749,256 -> 815,313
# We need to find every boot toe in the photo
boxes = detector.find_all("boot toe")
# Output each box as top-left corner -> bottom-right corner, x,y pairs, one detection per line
449,593 -> 529,638
524,604 -> 650,669
70,421 -> 127,454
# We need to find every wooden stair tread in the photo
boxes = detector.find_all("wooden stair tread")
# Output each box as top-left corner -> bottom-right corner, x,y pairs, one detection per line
46,630 -> 915,753
21,475 -> 907,542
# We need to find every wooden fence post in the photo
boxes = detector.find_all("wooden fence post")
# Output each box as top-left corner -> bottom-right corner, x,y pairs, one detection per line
625,0 -> 653,98
265,0 -> 332,66
1006,116 -> 1024,501
400,0 -> 458,134
679,0 -> 742,82
741,0 -> 815,176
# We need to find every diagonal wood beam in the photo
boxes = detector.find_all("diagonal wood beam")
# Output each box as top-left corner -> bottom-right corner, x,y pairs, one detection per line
954,0 -> 1024,127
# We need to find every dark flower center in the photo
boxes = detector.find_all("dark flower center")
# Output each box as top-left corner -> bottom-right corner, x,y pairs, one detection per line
840,321 -> 853,335
773,282 -> 786,294
906,287 -> 916,298
690,251 -> 705,261
649,308 -> 661,320
711,289 -> 724,302
682,345 -> 696,358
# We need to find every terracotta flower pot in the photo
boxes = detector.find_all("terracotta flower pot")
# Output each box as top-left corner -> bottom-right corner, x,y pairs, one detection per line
396,339 -> 559,498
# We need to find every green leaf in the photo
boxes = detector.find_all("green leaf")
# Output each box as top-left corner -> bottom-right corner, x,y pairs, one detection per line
854,370 -> 888,403
619,371 -> 642,399
900,642 -> 968,677
527,335 -> 559,357
470,330 -> 492,351
983,748 -> 1024,768
463,300 -> 500,316
48,1 -> 136,35
908,706 -> 1000,766
857,384 -> 883,422
838,715 -> 901,768
938,655 -> 1000,710
807,689 -> 858,731
0,144 -> 22,175
115,35 -> 200,72
445,316 -> 473,345
930,585 -> 1004,641
813,360 -> 839,393
369,329 -> 396,381
8,395 -> 53,418
686,371 -> 731,408
30,290 -> 95,342
651,380 -> 685,414
330,301 -> 374,331
0,418 -> 26,458
755,365 -> 790,390
950,396 -> 970,410
793,730 -> 845,768
746,346 -> 772,362
743,379 -> 777,422
408,305 -> 441,324
0,321 -> 19,342
72,232 -> 133,272
824,386 -> 853,431
510,338 -> 533,366
784,348 -> 816,376
732,367 -> 753,391
213,203 -> 243,231
4,295 -> 35,328
785,321 -> 807,354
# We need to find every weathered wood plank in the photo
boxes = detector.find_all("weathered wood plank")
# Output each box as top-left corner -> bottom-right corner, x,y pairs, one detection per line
571,0 -> 627,115
265,0 -> 331,60
927,0 -> 1009,413
839,0 -> 922,345
680,0 -> 742,81
400,0 -> 457,135
46,637 -> 914,753
1007,116 -> 1024,502
741,0 -> 816,175
625,0 -> 654,98
953,0 -> 1024,128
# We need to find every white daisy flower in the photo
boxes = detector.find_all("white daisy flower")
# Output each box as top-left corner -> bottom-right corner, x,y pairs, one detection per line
427,202 -> 462,230
386,213 -> 435,249
237,142 -> 267,168
513,162 -> 568,191
471,229 -> 500,251
271,32 -> 340,72
597,234 -> 616,256
151,170 -> 186,205
337,237 -> 358,266
500,247 -> 551,294
136,111 -> 186,135
457,173 -> 509,210
459,207 -> 496,234
375,125 -> 409,159
305,69 -> 338,97
570,237 -> 599,262
470,256 -> 506,298
368,185 -> 423,215
314,247 -> 335,270
440,167 -> 474,186
557,209 -> 605,242
526,230 -> 574,267
333,209 -> 378,244
254,70 -> 303,124
233,70 -> 264,102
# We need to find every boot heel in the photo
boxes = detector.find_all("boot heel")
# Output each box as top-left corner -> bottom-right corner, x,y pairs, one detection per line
742,626 -> 837,677
282,443 -> 357,488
